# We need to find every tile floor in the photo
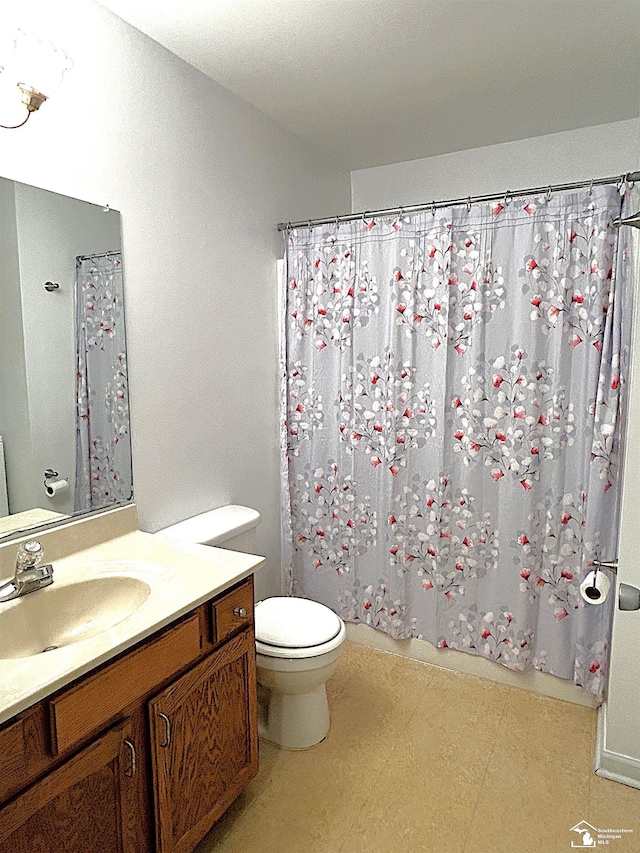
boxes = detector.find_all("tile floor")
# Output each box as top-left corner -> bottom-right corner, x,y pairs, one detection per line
195,641 -> 640,853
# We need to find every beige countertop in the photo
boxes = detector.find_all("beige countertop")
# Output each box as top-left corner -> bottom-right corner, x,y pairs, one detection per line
0,512 -> 264,726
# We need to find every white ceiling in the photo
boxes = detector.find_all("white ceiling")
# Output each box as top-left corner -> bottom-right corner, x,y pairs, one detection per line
96,0 -> 640,170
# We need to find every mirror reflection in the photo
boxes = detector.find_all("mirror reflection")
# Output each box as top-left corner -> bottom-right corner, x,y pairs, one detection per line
0,178 -> 132,539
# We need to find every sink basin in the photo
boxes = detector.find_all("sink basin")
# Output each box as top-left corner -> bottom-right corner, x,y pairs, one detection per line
0,575 -> 151,659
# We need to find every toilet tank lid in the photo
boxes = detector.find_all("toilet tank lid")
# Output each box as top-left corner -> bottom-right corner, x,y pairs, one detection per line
155,505 -> 260,546
255,597 -> 342,648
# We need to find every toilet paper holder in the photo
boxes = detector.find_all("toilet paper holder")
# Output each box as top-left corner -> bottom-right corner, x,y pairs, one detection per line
591,559 -> 640,611
43,469 -> 69,498
592,559 -> 618,575
43,469 -> 59,488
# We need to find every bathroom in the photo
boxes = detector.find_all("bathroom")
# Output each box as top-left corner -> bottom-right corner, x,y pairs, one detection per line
0,0 -> 639,850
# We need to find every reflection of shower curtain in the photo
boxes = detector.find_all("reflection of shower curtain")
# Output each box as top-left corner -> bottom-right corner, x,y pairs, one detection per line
282,185 -> 636,699
75,253 -> 132,511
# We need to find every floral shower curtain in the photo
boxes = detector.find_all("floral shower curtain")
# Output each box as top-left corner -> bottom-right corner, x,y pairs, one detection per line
282,184 -> 636,698
75,253 -> 132,511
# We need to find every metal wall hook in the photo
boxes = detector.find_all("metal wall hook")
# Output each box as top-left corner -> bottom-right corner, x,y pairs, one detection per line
614,211 -> 640,229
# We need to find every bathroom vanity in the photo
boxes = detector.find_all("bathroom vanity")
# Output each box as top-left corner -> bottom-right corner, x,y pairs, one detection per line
0,507 -> 263,853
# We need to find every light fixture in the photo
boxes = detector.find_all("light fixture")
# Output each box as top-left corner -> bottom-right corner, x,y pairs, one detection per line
0,23 -> 71,129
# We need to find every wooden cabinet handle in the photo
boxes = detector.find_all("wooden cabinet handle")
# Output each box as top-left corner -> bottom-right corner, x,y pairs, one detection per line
124,739 -> 136,777
158,712 -> 171,748
233,607 -> 247,618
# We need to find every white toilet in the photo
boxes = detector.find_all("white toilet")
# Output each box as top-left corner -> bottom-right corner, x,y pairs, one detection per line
156,505 -> 346,750
254,596 -> 346,749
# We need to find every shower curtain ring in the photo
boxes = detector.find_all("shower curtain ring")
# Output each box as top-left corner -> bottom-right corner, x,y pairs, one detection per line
503,191 -> 510,207
466,197 -> 472,213
588,179 -> 594,196
546,186 -> 553,203
431,201 -> 436,216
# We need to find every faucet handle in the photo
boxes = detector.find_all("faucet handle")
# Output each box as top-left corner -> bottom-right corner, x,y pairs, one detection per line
16,540 -> 44,570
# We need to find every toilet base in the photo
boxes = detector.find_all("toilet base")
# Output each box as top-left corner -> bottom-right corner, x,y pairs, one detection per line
258,683 -> 330,750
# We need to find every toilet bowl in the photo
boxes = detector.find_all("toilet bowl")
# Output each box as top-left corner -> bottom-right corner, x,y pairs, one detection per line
155,506 -> 345,750
255,596 -> 346,749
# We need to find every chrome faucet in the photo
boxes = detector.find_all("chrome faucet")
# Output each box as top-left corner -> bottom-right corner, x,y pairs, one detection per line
0,541 -> 53,602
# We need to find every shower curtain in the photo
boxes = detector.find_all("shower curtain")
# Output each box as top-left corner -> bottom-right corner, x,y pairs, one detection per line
282,184 -> 636,698
75,252 -> 132,511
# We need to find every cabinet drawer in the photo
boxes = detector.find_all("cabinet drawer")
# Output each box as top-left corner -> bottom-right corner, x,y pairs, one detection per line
211,578 -> 253,645
49,613 -> 202,755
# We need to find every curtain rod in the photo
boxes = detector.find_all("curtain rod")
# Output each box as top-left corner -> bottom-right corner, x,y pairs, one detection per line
76,250 -> 121,261
278,170 -> 640,232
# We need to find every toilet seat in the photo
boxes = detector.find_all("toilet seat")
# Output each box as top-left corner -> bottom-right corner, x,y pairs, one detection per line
255,597 -> 346,659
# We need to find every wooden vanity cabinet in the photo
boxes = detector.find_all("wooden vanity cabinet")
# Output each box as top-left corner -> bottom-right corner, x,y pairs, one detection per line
0,713 -> 148,853
0,576 -> 257,853
149,628 -> 258,853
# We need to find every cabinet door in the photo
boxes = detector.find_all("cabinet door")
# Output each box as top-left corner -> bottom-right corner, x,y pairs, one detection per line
0,718 -> 147,853
149,628 -> 258,853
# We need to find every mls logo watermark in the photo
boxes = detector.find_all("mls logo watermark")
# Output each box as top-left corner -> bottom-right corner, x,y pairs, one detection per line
570,822 -> 597,848
570,820 -> 634,847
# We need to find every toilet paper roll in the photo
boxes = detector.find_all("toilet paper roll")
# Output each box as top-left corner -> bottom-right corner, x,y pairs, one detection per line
579,569 -> 611,605
45,478 -> 69,498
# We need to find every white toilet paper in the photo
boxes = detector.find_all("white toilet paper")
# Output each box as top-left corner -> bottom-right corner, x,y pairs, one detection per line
45,478 -> 69,498
579,569 -> 611,605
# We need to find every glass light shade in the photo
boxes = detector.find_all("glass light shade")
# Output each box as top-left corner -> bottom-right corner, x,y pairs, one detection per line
10,28 -> 71,100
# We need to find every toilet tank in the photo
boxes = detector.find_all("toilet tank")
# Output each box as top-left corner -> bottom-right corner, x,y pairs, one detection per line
155,505 -> 261,552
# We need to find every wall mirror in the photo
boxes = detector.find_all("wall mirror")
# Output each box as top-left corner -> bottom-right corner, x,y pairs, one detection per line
0,177 -> 132,541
